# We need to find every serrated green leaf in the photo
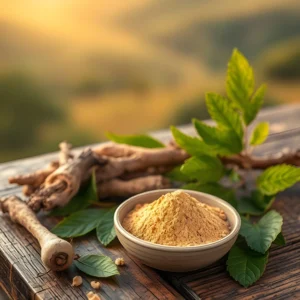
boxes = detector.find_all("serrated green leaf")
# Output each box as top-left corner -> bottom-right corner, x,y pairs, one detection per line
96,207 -> 117,246
106,132 -> 164,148
250,122 -> 269,146
165,165 -> 192,183
238,197 -> 264,216
226,49 -> 254,115
74,254 -> 119,277
257,164 -> 300,195
239,210 -> 283,253
193,119 -> 243,154
50,170 -> 98,216
181,156 -> 224,184
273,232 -> 286,246
182,182 -> 237,208
205,92 -> 243,139
227,243 -> 268,288
244,84 -> 266,125
171,126 -> 217,157
52,209 -> 109,238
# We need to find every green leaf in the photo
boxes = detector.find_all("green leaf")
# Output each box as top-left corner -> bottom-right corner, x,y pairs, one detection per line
226,49 -> 254,114
244,84 -> 266,125
193,119 -> 243,154
257,164 -> 300,195
273,232 -> 286,246
250,122 -> 269,146
238,197 -> 264,216
239,210 -> 283,253
50,170 -> 98,216
227,243 -> 268,288
74,254 -> 119,278
165,165 -> 192,183
251,190 -> 275,211
171,126 -> 217,157
106,132 -> 164,148
181,156 -> 224,184
182,182 -> 237,208
205,92 -> 243,139
96,207 -> 117,246
52,209 -> 109,238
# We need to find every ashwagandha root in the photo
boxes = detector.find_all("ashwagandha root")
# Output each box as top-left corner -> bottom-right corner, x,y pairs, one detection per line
97,175 -> 171,198
0,196 -> 74,271
94,145 -> 188,181
28,149 -> 106,211
9,161 -> 59,196
221,149 -> 300,169
9,142 -> 74,196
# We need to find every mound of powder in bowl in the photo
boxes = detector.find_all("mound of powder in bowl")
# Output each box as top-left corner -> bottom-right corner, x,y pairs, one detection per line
122,190 -> 231,246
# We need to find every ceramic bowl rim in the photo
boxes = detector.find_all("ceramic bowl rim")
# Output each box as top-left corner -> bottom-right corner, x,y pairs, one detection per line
114,189 -> 241,252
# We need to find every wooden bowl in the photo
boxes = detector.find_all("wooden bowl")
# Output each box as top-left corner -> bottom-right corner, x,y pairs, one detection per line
114,189 -> 241,272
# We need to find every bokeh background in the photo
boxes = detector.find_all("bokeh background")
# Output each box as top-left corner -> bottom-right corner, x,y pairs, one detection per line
1,0 -> 300,163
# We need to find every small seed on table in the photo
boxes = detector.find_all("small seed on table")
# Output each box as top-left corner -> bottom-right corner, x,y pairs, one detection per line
72,276 -> 82,287
87,291 -> 101,300
115,257 -> 125,266
91,281 -> 101,289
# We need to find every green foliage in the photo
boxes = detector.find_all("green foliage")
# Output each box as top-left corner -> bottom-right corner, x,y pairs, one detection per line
168,49 -> 295,287
193,119 -> 242,154
96,208 -> 117,246
257,164 -> 300,195
50,170 -> 98,216
240,211 -> 283,253
250,122 -> 269,146
182,182 -> 237,208
74,254 -> 119,277
171,126 -> 217,157
165,166 -> 193,182
226,49 -> 254,115
273,232 -> 286,246
106,132 -> 164,148
237,197 -> 265,216
181,156 -> 224,183
205,92 -> 243,138
227,242 -> 269,288
52,209 -> 108,238
246,84 -> 266,124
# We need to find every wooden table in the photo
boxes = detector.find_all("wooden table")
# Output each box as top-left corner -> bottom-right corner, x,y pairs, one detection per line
1,105 -> 300,300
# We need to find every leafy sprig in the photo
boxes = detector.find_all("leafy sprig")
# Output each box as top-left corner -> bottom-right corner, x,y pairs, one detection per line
168,49 -> 297,287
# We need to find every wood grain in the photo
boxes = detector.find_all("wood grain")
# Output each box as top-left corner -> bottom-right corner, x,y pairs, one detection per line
1,104 -> 300,299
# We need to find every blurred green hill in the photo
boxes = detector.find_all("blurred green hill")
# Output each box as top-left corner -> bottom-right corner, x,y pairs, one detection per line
0,0 -> 300,162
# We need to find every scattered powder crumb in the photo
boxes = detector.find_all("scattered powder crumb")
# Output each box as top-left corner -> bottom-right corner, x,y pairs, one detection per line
115,257 -> 125,266
87,291 -> 101,300
122,190 -> 231,246
90,281 -> 101,289
71,276 -> 82,287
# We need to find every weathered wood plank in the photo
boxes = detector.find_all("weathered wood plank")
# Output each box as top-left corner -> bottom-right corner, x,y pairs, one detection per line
1,104 -> 300,299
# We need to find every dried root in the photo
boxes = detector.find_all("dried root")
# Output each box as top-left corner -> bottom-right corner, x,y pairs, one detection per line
9,161 -> 59,196
95,145 -> 188,181
9,142 -> 73,196
28,149 -> 105,211
0,196 -> 73,271
222,149 -> 300,169
97,175 -> 170,198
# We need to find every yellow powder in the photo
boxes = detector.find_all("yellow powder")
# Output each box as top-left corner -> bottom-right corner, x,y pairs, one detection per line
122,190 -> 231,246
